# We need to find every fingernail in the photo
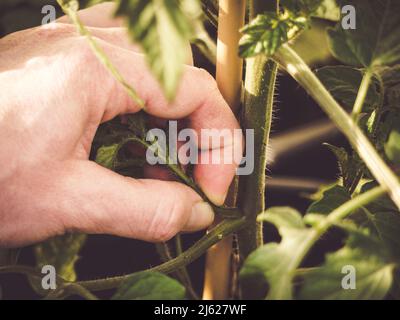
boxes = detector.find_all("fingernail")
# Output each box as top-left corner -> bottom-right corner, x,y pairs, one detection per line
184,202 -> 215,232
205,191 -> 228,206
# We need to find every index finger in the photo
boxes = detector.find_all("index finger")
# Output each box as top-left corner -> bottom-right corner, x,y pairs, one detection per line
81,39 -> 242,205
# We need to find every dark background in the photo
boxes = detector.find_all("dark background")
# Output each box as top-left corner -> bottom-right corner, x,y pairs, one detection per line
0,1 -> 346,299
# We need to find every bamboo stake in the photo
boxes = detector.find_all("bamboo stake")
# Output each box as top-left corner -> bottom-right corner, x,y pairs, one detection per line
202,0 -> 246,300
215,0 -> 246,113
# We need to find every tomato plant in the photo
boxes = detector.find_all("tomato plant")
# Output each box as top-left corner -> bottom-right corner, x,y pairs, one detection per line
1,0 -> 400,300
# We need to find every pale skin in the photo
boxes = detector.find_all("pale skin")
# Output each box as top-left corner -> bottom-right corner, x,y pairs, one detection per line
0,3 -> 241,247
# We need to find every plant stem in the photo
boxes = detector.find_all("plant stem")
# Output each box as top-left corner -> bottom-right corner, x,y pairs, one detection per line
0,265 -> 96,300
237,0 -> 278,261
238,56 -> 278,258
215,0 -> 246,113
57,0 -> 144,108
155,240 -> 199,300
300,186 -> 385,265
274,44 -> 400,210
174,235 -> 199,300
62,283 -> 99,300
192,29 -> 217,65
0,265 -> 66,284
76,218 -> 246,292
352,69 -> 373,120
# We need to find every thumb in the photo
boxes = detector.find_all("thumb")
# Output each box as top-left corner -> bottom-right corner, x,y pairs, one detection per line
60,161 -> 215,241
1,160 -> 214,247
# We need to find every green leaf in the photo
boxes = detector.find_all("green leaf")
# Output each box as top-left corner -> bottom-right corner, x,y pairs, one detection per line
380,65 -> 400,110
240,207 -> 314,299
34,233 -> 86,282
280,0 -> 324,16
324,144 -> 363,191
307,185 -> 352,215
93,114 -> 148,175
112,271 -> 186,300
312,0 -> 340,21
258,206 -> 306,229
370,111 -> 399,162
384,122 -> 400,166
115,0 -> 201,100
328,0 -> 400,68
126,112 -> 147,138
239,13 -> 308,58
93,113 -> 146,148
360,182 -> 400,261
316,66 -> 381,112
95,143 -> 120,169
241,186 -> 388,300
299,231 -> 394,300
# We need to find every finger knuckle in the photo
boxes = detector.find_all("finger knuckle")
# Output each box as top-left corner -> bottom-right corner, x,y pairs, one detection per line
149,191 -> 187,242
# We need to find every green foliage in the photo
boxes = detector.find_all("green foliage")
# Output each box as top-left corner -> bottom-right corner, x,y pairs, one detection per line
299,232 -> 394,300
328,0 -> 400,68
240,207 -> 314,299
112,271 -> 186,300
94,113 -> 147,171
385,122 -> 400,166
280,0 -> 325,16
3,0 -> 400,302
59,0 -> 107,8
316,66 -> 381,112
312,0 -> 340,21
34,234 -> 86,282
239,13 -> 307,58
307,185 -> 351,214
240,184 -> 390,300
96,143 -> 120,169
324,144 -> 364,191
114,0 -> 202,100
239,0 -> 339,58
381,65 -> 400,110
360,182 -> 400,261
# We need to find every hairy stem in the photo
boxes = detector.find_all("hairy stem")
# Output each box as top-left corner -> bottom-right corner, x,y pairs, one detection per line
192,29 -> 217,65
62,283 -> 100,300
156,240 -> 199,300
352,69 -> 373,120
237,0 -> 278,261
0,219 -> 243,298
174,235 -> 199,300
274,44 -> 400,210
75,218 -> 246,292
238,56 -> 278,258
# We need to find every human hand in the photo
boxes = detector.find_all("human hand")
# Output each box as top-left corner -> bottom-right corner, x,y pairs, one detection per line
0,3 -> 241,247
